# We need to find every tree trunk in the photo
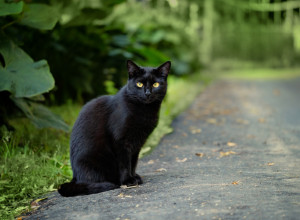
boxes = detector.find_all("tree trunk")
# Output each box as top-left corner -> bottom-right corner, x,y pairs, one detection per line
202,0 -> 214,66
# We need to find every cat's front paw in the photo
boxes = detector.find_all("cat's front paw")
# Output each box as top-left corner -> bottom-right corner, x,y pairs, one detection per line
134,173 -> 143,184
122,176 -> 138,186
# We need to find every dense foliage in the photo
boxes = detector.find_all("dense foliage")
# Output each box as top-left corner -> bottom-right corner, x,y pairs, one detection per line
0,0 -> 202,131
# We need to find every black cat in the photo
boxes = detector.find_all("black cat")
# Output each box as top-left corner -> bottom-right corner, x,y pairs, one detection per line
58,60 -> 171,197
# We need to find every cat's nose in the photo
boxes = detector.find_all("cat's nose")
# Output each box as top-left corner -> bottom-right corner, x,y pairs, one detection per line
145,89 -> 151,97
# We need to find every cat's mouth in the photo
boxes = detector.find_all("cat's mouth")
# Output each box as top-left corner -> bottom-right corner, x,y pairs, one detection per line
144,98 -> 152,103
144,96 -> 155,103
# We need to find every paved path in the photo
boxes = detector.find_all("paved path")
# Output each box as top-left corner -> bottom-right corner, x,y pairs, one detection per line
27,78 -> 300,220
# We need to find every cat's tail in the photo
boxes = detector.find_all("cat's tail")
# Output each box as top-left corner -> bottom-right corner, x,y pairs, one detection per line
58,180 -> 119,197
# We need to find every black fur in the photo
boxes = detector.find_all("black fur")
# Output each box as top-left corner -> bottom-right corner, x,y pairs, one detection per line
58,60 -> 171,197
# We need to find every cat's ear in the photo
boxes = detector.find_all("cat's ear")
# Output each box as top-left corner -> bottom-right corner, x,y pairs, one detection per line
157,61 -> 171,78
127,60 -> 140,78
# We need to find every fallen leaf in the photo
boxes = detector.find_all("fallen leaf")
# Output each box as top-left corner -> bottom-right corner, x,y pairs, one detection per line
155,168 -> 167,172
195,153 -> 204,157
120,185 -> 138,189
30,198 -> 47,210
192,129 -> 202,134
117,193 -> 124,197
232,181 -> 240,185
227,142 -> 237,147
258,118 -> 266,123
267,162 -> 275,166
247,134 -> 256,139
117,193 -> 132,198
176,157 -> 187,163
189,127 -> 202,134
172,145 -> 180,149
147,160 -> 154,164
206,118 -> 217,124
220,151 -> 236,157
236,118 -> 249,125
182,132 -> 188,137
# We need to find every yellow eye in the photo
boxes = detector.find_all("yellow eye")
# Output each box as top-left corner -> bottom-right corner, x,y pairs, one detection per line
136,82 -> 143,87
153,82 -> 159,88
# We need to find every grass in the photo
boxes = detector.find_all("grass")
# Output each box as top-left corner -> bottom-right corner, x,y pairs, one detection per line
0,102 -> 80,219
0,143 -> 71,219
0,73 -> 209,219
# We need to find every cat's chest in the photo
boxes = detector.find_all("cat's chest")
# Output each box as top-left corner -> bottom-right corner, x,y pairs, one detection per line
121,114 -> 157,146
108,105 -> 158,142
126,113 -> 158,131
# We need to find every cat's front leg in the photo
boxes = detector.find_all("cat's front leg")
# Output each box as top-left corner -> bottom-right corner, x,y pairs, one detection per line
131,152 -> 143,184
120,171 -> 138,186
118,147 -> 138,186
120,168 -> 137,186
133,173 -> 143,184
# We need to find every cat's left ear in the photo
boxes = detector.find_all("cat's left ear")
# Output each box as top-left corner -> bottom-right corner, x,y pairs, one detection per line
157,61 -> 171,78
127,60 -> 140,78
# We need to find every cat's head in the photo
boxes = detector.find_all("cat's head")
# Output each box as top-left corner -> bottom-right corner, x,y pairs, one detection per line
126,60 -> 171,104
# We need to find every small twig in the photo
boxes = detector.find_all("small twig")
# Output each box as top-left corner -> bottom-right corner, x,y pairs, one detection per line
120,185 -> 139,189
1,19 -> 18,30
1,12 -> 24,31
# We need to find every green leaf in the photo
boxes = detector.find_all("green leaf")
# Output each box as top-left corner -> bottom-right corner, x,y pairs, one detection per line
133,47 -> 170,66
11,97 -> 70,132
64,8 -> 108,27
112,35 -> 130,47
0,37 -> 55,98
102,0 -> 127,7
0,0 -> 23,16
20,4 -> 60,30
104,80 -> 118,95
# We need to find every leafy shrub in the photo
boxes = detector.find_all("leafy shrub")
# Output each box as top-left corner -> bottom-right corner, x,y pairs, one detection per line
2,0 -> 203,106
0,1 -> 68,131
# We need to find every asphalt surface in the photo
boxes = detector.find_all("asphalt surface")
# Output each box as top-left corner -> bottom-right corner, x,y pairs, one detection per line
26,78 -> 300,220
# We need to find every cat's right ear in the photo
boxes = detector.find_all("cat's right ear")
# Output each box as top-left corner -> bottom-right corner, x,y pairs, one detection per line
157,61 -> 171,78
127,60 -> 140,78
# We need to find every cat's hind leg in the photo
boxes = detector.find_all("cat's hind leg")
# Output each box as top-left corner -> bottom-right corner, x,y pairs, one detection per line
59,157 -> 120,197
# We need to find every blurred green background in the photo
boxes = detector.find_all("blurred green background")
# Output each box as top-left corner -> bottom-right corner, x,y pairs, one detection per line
1,0 -> 300,129
0,0 -> 300,218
